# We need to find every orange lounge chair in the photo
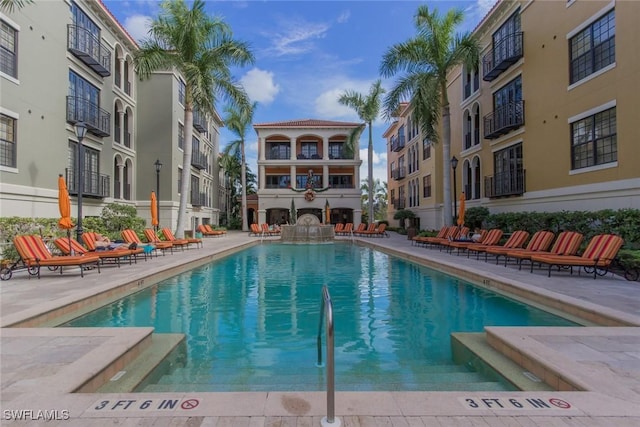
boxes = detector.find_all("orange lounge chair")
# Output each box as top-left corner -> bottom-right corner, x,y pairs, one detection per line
249,223 -> 262,236
261,223 -> 280,235
334,223 -> 344,233
530,234 -> 624,279
337,223 -> 353,236
54,237 -> 135,267
412,226 -> 448,246
121,229 -> 168,256
13,235 -> 100,278
421,226 -> 464,249
446,229 -> 488,254
143,229 -> 177,253
82,231 -> 146,261
356,223 -> 376,236
370,223 -> 389,238
487,230 -> 555,265
197,224 -> 219,237
204,224 -> 225,236
439,227 -> 471,251
507,231 -> 584,271
455,229 -> 504,258
352,223 -> 367,236
162,227 -> 202,248
471,230 -> 529,261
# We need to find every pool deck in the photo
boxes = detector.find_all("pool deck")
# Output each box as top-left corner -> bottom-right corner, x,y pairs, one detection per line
2,231 -> 640,426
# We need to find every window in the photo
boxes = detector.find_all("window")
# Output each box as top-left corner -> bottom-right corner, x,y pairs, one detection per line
571,107 -> 616,169
492,11 -> 521,65
178,79 -> 185,105
266,175 -> 290,188
300,142 -> 317,158
68,141 -> 100,195
267,142 -> 290,159
494,75 -> 522,110
570,10 -> 615,84
329,142 -> 345,159
328,175 -> 353,188
178,123 -> 184,150
422,137 -> 431,160
69,70 -> 100,120
0,114 -> 16,167
296,173 -> 320,188
1,20 -> 17,78
492,143 -> 524,197
178,168 -> 182,194
423,175 -> 432,198
408,178 -> 419,207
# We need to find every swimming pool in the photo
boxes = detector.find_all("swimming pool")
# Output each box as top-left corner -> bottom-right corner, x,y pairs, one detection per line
64,243 -> 577,392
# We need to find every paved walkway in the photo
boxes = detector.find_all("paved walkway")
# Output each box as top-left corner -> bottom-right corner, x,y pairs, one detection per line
2,231 -> 640,426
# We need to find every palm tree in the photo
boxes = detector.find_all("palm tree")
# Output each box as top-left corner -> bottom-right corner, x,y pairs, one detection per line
361,178 -> 388,222
338,80 -> 385,224
223,102 -> 256,232
380,5 -> 479,226
135,0 -> 254,237
0,0 -> 33,13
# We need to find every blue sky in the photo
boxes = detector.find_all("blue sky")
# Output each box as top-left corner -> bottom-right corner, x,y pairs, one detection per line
103,0 -> 497,184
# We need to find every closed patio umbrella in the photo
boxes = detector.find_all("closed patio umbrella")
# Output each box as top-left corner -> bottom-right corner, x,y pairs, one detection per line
325,199 -> 330,224
151,191 -> 159,231
457,192 -> 466,227
57,174 -> 74,254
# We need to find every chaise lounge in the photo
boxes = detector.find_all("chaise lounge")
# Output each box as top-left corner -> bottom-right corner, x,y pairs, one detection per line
13,235 -> 100,278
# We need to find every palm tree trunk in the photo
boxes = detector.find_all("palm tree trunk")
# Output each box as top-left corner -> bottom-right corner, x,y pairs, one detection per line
176,106 -> 194,238
442,102 -> 452,226
241,142 -> 248,232
367,121 -> 374,223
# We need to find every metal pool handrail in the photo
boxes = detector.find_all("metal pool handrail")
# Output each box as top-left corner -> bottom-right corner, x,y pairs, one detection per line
317,285 -> 340,426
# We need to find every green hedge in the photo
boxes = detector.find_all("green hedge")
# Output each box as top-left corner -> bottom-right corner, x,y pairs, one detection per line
0,203 -> 146,262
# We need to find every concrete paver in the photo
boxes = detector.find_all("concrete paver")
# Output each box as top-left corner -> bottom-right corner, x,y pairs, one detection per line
1,231 -> 640,425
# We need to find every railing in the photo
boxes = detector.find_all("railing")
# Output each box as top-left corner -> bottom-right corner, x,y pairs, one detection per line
484,169 -> 526,198
391,135 -> 405,152
483,100 -> 525,140
193,109 -> 207,132
266,147 -> 291,160
191,151 -> 208,170
190,191 -> 207,207
67,25 -> 111,77
65,168 -> 110,198
66,96 -> 111,137
317,286 -> 339,426
483,32 -> 523,81
392,167 -> 406,180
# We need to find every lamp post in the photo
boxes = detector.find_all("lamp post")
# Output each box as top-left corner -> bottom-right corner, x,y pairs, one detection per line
154,159 -> 162,231
450,155 -> 459,225
74,122 -> 87,242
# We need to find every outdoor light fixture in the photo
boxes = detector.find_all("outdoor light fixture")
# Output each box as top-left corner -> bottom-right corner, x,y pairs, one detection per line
451,156 -> 459,225
74,121 -> 87,242
154,159 -> 162,231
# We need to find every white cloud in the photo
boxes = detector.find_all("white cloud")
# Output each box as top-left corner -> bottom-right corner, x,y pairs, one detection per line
240,68 -> 280,105
314,88 -> 358,118
264,19 -> 330,56
337,10 -> 350,24
123,14 -> 152,42
359,149 -> 388,184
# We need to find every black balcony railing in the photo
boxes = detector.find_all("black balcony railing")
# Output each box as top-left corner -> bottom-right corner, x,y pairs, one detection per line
67,25 -> 111,77
266,146 -> 291,160
193,109 -> 207,132
393,198 -> 406,209
191,151 -> 208,170
66,96 -> 111,137
65,168 -> 110,198
484,169 -> 525,198
190,191 -> 207,207
483,32 -> 523,82
392,167 -> 406,180
483,100 -> 525,140
391,135 -> 405,152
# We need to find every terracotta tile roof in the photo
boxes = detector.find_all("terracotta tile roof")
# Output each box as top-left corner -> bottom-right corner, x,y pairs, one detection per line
97,0 -> 139,48
253,119 -> 362,128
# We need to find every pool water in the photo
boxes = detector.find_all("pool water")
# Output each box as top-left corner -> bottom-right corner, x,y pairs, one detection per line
64,243 -> 576,392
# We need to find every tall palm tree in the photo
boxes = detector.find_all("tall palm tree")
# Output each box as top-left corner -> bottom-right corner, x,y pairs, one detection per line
338,80 -> 385,224
135,0 -> 254,237
223,102 -> 256,232
380,5 -> 479,226
0,0 -> 32,12
361,178 -> 388,221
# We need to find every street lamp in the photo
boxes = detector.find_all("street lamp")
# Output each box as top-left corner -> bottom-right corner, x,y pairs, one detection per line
450,155 -> 459,225
74,122 -> 87,242
154,159 -> 162,231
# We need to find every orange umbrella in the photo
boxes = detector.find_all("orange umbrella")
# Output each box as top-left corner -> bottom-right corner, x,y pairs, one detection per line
151,191 -> 158,228
58,174 -> 73,230
457,192 -> 466,226
325,199 -> 330,224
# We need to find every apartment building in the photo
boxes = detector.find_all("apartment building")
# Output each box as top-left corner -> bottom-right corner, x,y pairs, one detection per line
253,119 -> 363,226
387,0 -> 640,230
0,0 -> 223,231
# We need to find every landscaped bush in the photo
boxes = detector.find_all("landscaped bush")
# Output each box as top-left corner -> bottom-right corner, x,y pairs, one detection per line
0,203 -> 146,262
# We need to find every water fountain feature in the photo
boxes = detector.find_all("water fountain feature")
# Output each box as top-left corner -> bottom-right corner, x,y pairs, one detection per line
280,214 -> 335,243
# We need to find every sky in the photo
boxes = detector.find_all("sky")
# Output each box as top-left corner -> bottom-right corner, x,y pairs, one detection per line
103,0 -> 497,185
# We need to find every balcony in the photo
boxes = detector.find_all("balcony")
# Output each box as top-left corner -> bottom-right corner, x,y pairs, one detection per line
193,109 -> 207,133
266,146 -> 291,160
392,198 -> 406,210
484,169 -> 525,198
483,100 -> 525,140
392,167 -> 406,181
66,96 -> 111,137
67,25 -> 111,77
191,151 -> 208,170
65,168 -> 110,198
391,135 -> 405,152
483,32 -> 523,82
190,191 -> 207,207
